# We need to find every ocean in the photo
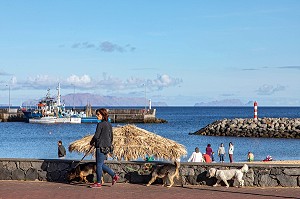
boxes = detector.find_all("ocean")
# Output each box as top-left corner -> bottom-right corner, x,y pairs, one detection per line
0,106 -> 299,162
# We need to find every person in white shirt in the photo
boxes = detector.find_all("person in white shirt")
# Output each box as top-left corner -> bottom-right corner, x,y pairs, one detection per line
188,147 -> 203,162
218,143 -> 226,163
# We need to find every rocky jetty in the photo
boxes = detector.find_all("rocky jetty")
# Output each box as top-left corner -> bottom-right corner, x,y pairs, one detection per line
192,118 -> 300,138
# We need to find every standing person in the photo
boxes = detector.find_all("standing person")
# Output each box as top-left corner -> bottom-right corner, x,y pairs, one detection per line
205,144 -> 212,156
188,147 -> 203,162
218,143 -> 226,163
89,108 -> 119,188
228,142 -> 234,163
206,144 -> 213,159
57,140 -> 66,159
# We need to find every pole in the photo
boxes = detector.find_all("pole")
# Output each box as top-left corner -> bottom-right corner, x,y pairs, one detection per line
254,101 -> 258,121
144,83 -> 147,112
57,83 -> 61,106
73,84 -> 75,110
6,85 -> 10,113
149,99 -> 152,110
8,85 -> 10,113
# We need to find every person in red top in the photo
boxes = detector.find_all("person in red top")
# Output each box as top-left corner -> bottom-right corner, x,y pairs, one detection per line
206,144 -> 213,157
203,153 -> 212,163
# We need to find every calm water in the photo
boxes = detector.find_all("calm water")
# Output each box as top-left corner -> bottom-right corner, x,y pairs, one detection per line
0,106 -> 299,162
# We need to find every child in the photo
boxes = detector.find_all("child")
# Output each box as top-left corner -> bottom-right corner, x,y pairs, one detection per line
247,151 -> 254,162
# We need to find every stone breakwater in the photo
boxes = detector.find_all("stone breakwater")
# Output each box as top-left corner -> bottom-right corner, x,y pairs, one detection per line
192,118 -> 300,138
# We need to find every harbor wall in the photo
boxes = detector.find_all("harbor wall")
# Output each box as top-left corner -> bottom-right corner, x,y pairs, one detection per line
192,118 -> 300,139
108,109 -> 164,123
0,108 -> 166,123
108,109 -> 154,123
0,109 -> 25,122
1,158 -> 299,187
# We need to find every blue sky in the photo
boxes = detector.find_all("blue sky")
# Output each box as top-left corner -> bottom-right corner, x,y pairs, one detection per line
0,1 -> 299,106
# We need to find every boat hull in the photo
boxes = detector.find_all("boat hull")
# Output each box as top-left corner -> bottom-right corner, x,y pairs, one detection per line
81,117 -> 100,123
56,117 -> 81,124
29,117 -> 81,124
29,117 -> 57,124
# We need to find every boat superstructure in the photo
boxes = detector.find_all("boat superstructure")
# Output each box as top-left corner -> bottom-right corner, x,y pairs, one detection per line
22,83 -> 82,124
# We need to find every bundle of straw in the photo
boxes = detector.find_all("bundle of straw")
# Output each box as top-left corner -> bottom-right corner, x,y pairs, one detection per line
69,124 -> 187,161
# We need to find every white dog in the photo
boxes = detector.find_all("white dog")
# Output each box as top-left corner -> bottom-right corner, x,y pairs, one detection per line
207,164 -> 248,188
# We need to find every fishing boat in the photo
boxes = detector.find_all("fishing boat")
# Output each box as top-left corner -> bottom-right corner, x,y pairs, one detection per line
22,83 -> 82,124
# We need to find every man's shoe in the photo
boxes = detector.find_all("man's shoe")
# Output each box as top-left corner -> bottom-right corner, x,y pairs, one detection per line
112,175 -> 119,185
90,183 -> 102,188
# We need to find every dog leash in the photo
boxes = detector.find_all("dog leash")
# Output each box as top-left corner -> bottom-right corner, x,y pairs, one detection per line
72,146 -> 94,169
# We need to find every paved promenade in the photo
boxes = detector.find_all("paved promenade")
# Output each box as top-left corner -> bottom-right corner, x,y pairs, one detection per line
0,181 -> 299,199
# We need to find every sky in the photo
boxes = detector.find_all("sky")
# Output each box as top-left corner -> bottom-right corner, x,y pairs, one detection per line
0,0 -> 300,106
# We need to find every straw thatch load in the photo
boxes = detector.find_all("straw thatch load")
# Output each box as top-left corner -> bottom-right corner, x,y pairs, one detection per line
69,124 -> 187,161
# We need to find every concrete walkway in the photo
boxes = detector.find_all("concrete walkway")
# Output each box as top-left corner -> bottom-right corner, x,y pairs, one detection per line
0,181 -> 299,199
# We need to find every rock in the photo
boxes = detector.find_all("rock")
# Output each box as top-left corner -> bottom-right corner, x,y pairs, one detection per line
47,162 -> 58,172
181,167 -> 195,176
31,161 -> 43,170
12,169 -> 25,180
20,162 -> 32,171
244,169 -> 254,186
0,168 -> 12,180
26,168 -> 38,180
277,174 -> 298,187
38,170 -> 47,181
270,168 -> 283,176
259,174 -> 278,187
57,163 -> 69,171
6,162 -> 17,170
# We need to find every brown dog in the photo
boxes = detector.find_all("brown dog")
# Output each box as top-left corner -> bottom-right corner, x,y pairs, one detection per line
67,163 -> 104,184
146,161 -> 180,188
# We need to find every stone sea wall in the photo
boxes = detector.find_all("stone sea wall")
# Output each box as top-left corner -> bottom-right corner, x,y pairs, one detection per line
0,158 -> 299,187
192,118 -> 300,138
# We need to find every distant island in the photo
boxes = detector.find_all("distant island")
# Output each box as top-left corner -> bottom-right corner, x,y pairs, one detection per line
22,93 -> 168,107
22,94 -> 254,107
195,99 -> 254,106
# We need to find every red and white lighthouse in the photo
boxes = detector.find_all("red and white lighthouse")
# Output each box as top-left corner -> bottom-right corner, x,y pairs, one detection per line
254,101 -> 258,121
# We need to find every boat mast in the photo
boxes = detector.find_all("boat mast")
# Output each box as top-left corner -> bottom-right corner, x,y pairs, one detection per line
57,83 -> 61,106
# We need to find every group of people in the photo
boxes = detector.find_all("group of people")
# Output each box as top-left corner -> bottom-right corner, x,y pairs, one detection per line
188,142 -> 235,163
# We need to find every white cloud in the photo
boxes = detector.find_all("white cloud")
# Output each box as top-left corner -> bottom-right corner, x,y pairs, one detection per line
148,74 -> 182,90
10,73 -> 182,93
13,75 -> 59,90
256,84 -> 285,95
66,75 -> 92,85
